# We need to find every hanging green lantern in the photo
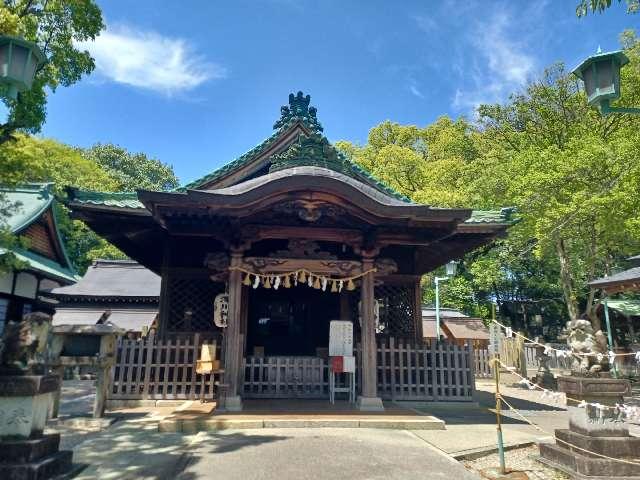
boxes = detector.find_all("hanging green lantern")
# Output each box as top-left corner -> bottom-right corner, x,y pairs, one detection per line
0,35 -> 46,99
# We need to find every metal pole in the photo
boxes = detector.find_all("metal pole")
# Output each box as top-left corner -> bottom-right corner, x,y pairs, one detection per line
603,296 -> 617,378
435,278 -> 440,341
493,356 -> 506,474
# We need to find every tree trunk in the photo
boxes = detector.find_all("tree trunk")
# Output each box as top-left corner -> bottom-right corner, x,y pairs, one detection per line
584,289 -> 602,332
555,237 -> 579,322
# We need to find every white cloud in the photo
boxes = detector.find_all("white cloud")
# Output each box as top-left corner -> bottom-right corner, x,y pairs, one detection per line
77,24 -> 226,95
409,83 -> 425,99
451,10 -> 536,112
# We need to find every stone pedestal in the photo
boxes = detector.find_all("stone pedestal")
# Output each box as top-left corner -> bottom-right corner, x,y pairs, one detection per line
356,396 -> 384,412
538,376 -> 640,479
0,374 -> 74,479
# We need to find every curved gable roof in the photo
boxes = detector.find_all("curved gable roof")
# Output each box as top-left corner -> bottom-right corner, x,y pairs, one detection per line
179,91 -> 409,201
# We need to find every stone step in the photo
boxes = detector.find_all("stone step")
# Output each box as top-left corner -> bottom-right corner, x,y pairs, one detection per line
539,442 -> 640,478
0,434 -> 60,464
0,449 -> 73,480
555,428 -> 640,459
158,416 -> 446,433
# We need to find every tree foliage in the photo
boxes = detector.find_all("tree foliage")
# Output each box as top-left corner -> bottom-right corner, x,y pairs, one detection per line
337,30 -> 640,336
0,1 -> 103,142
576,0 -> 639,16
0,135 -> 178,273
82,143 -> 180,192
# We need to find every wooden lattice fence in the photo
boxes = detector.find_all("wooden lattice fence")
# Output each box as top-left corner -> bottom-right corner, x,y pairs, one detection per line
242,338 -> 475,401
375,338 -> 474,401
111,335 -> 475,402
109,334 -> 223,401
474,347 -> 493,377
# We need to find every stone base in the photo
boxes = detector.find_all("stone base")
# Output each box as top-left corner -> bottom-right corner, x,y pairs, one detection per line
538,376 -> 640,478
0,374 -> 60,438
356,396 -> 384,412
554,429 -> 640,459
539,442 -> 640,479
0,433 -> 74,480
220,395 -> 243,412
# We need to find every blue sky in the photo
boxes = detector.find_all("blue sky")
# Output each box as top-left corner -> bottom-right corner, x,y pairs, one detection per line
40,1 -> 637,186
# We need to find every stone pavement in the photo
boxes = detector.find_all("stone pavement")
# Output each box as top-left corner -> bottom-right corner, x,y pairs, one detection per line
50,379 -> 639,479
72,424 -> 481,480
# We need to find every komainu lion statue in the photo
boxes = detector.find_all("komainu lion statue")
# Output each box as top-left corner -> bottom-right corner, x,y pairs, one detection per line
0,312 -> 51,374
566,318 -> 609,376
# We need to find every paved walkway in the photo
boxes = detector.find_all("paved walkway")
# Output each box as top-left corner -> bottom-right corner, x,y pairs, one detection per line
51,379 -> 639,479
72,423 -> 481,480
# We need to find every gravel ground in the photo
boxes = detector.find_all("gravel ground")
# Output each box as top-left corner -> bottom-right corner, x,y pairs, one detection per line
462,445 -> 569,480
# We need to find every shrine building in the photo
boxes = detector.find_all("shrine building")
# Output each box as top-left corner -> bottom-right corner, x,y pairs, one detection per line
65,92 -> 515,410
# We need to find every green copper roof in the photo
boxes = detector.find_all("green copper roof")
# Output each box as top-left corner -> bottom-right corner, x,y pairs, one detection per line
69,189 -> 145,209
0,183 -> 54,233
0,247 -> 78,283
466,208 -> 517,224
270,132 -> 411,202
0,183 -> 77,283
181,91 -> 409,201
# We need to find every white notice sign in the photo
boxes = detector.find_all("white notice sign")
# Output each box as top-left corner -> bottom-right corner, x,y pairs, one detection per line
329,321 -> 353,357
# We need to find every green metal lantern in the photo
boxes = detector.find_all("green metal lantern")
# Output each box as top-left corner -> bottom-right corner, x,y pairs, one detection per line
0,35 -> 46,99
573,48 -> 640,115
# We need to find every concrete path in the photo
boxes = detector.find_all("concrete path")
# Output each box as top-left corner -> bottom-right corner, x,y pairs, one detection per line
71,421 -> 480,480
176,429 -> 480,480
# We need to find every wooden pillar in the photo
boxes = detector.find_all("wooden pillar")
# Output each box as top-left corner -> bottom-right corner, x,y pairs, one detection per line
157,238 -> 171,338
357,256 -> 384,411
414,277 -> 424,342
222,249 -> 244,411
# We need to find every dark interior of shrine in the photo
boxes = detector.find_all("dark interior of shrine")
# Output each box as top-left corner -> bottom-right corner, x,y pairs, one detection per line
246,285 -> 341,356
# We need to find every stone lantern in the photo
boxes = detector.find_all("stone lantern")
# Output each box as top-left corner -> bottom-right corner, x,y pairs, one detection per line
0,35 -> 46,99
573,48 -> 640,116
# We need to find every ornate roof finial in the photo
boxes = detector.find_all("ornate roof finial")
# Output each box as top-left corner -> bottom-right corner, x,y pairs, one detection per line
273,91 -> 323,133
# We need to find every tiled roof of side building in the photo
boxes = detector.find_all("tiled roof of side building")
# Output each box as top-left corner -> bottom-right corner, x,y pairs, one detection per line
0,183 -> 77,282
67,189 -> 146,210
51,259 -> 160,299
1,183 -> 55,232
465,208 -> 517,224
588,266 -> 640,287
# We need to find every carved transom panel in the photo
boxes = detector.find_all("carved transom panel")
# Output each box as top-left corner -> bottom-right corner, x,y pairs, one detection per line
273,200 -> 347,223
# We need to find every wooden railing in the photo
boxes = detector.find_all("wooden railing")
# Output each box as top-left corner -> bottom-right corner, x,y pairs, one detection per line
109,334 -> 222,401
474,347 -> 493,377
243,356 -> 329,398
243,339 -> 475,401
111,335 -> 474,402
375,337 -> 474,401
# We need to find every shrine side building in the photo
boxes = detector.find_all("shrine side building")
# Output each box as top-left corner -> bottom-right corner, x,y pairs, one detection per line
66,92 -> 514,410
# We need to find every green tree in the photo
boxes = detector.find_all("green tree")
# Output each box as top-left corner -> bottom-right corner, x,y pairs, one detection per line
82,143 -> 180,191
0,1 -> 103,143
336,31 -> 640,333
473,39 -> 640,326
0,134 -> 121,271
576,0 -> 639,16
0,135 -> 179,272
